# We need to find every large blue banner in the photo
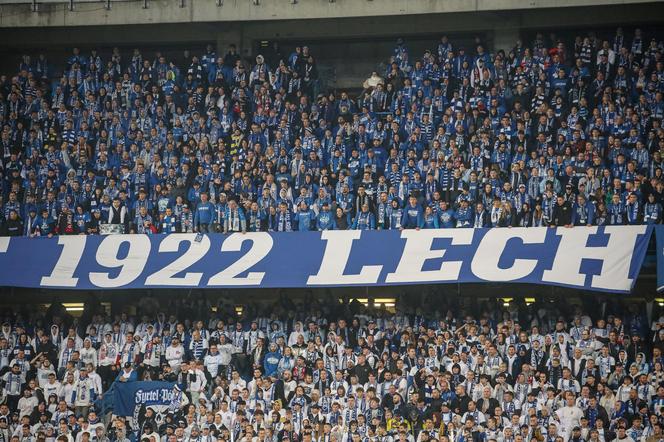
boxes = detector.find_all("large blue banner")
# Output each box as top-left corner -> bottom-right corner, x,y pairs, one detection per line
113,381 -> 175,424
656,226 -> 664,292
0,226 -> 652,293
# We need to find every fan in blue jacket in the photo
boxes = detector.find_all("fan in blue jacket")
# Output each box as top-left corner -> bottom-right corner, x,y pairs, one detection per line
421,206 -> 440,229
274,202 -> 295,232
295,202 -> 315,231
455,200 -> 473,227
316,203 -> 336,230
571,195 -> 595,226
263,343 -> 282,377
193,193 -> 215,232
224,200 -> 247,233
437,201 -> 456,228
401,196 -> 423,229
352,204 -> 376,230
115,363 -> 139,383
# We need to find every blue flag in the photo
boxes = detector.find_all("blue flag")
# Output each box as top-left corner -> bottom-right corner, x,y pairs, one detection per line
113,381 -> 176,427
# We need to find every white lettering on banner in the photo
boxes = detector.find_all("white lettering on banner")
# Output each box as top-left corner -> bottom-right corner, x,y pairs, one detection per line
542,225 -> 647,291
207,232 -> 272,285
0,237 -> 9,253
145,234 -> 210,286
134,388 -> 173,404
40,236 -> 87,287
9,227 -> 648,291
307,230 -> 382,285
471,228 -> 547,281
385,229 -> 474,283
89,235 -> 151,288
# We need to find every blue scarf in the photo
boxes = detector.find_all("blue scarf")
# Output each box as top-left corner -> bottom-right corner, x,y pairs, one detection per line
277,210 -> 292,232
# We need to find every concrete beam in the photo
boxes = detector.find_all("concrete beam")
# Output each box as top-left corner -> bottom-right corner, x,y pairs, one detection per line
0,0 -> 661,28
238,3 -> 663,41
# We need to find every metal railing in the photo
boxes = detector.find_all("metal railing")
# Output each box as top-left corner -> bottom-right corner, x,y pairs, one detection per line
0,0 -> 138,3
0,0 -> 147,12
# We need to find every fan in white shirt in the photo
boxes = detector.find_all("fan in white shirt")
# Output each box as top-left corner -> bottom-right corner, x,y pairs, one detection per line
165,338 -> 185,372
555,394 -> 584,439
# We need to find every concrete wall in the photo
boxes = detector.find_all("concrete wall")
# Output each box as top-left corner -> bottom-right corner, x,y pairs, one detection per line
1,3 -> 662,51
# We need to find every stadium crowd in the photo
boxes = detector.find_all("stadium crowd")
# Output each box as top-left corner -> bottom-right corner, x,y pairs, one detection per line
1,27 -> 664,235
1,295 -> 664,442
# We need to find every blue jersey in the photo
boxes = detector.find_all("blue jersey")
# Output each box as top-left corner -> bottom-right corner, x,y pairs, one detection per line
295,209 -> 315,231
455,207 -> 472,227
316,210 -> 336,230
401,204 -> 423,229
422,214 -> 439,229
161,215 -> 178,233
194,202 -> 215,226
438,209 -> 456,228
352,211 -> 376,230
246,209 -> 265,232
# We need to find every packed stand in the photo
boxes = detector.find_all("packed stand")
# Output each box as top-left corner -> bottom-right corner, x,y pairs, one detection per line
1,28 -> 664,236
1,295 -> 664,442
